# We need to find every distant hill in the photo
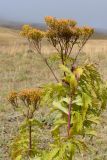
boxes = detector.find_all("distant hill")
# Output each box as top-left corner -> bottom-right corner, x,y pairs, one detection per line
0,19 -> 107,39
92,29 -> 107,39
0,19 -> 46,30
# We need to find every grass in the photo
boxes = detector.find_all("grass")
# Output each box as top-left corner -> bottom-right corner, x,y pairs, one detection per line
0,27 -> 107,160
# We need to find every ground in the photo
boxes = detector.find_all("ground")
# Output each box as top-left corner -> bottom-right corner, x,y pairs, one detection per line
0,27 -> 107,160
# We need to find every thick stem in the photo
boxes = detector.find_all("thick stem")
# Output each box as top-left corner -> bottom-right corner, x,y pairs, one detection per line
68,97 -> 72,137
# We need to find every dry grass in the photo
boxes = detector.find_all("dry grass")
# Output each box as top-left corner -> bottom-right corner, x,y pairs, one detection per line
0,27 -> 107,160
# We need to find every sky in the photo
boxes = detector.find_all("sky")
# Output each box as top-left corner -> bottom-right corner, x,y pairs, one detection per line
0,0 -> 107,29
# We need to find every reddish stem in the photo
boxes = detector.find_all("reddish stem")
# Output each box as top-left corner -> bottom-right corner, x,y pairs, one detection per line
68,97 -> 72,137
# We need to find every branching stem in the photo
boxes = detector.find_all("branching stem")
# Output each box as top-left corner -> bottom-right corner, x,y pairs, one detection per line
31,41 -> 59,82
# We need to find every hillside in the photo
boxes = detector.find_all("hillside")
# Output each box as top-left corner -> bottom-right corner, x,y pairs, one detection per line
0,19 -> 107,39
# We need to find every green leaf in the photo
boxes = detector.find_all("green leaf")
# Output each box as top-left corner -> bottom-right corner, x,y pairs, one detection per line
67,142 -> 75,159
72,112 -> 83,134
48,148 -> 59,159
62,97 -> 70,104
73,139 -> 88,152
85,129 -> 97,136
82,93 -> 92,107
15,155 -> 22,160
70,74 -> 77,89
82,92 -> 92,120
60,64 -> 71,74
32,156 -> 41,160
55,119 -> 67,126
87,115 -> 100,124
72,95 -> 83,106
51,125 -> 60,137
74,67 -> 83,78
53,101 -> 68,115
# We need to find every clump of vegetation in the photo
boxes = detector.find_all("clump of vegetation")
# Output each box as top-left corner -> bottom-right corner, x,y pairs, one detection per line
8,16 -> 107,160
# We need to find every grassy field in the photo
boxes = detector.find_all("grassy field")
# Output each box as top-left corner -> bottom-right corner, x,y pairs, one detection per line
0,27 -> 107,160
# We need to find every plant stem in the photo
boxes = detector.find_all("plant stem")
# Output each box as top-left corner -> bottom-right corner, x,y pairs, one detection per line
68,97 -> 72,137
32,43 -> 59,82
42,56 -> 59,82
72,36 -> 90,66
68,88 -> 76,137
28,120 -> 32,156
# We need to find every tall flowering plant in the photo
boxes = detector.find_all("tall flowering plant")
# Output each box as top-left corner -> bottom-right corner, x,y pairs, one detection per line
8,88 -> 42,159
8,16 -> 107,160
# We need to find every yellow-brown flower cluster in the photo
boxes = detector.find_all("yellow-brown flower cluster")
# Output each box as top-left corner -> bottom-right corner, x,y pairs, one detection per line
45,16 -> 77,29
20,16 -> 94,64
21,25 -> 44,42
45,16 -> 94,44
45,16 -> 78,41
20,25 -> 31,38
82,26 -> 94,37
18,88 -> 42,108
8,88 -> 42,109
8,91 -> 18,107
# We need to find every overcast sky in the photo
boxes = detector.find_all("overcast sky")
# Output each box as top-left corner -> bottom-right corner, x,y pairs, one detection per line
0,0 -> 107,29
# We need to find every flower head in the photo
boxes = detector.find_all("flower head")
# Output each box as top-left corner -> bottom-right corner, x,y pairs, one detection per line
21,25 -> 44,41
18,88 -> 42,108
82,26 -> 94,37
8,91 -> 18,107
20,25 -> 32,38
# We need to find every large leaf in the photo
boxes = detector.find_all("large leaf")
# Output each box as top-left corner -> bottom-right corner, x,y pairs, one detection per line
72,95 -> 83,106
53,101 -> 68,115
71,112 -> 83,134
82,92 -> 92,120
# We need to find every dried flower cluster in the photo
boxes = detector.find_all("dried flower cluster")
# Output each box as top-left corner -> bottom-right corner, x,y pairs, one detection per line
45,16 -> 94,63
8,91 -> 18,107
8,88 -> 42,118
18,88 -> 42,108
21,25 -> 44,52
20,17 -> 94,82
45,16 -> 94,41
21,16 -> 94,67
21,25 -> 44,41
